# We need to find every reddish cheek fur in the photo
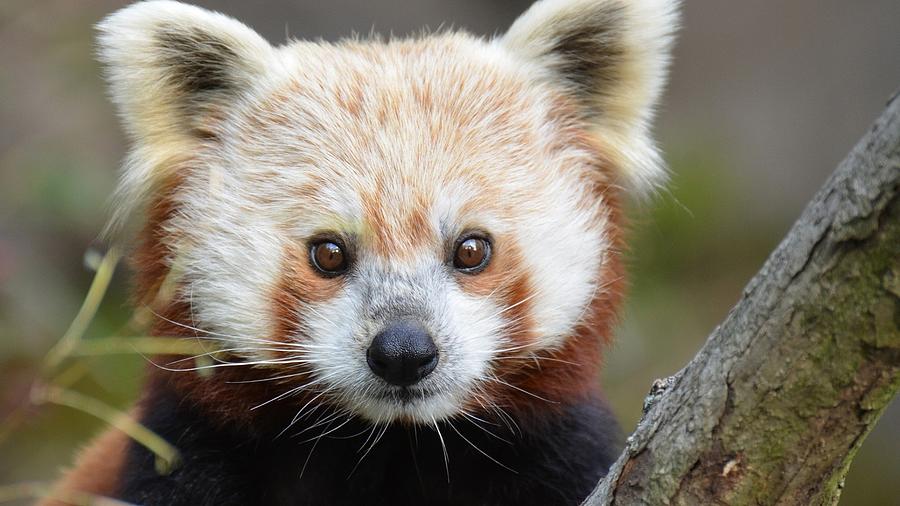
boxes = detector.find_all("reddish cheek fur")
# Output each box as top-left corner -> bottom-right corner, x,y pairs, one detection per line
464,182 -> 625,424
457,237 -> 537,347
131,176 -> 327,434
271,242 -> 342,342
481,104 -> 627,423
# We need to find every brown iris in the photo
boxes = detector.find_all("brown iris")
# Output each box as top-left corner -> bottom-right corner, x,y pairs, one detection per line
454,236 -> 491,272
310,241 -> 348,275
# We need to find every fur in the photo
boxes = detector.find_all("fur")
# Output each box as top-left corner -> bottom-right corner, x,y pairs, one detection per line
46,1 -> 678,504
115,376 -> 621,505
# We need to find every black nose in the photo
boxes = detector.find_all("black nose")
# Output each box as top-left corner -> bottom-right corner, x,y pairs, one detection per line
367,321 -> 439,387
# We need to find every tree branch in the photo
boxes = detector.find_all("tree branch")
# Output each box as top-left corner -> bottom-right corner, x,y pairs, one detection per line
584,92 -> 900,505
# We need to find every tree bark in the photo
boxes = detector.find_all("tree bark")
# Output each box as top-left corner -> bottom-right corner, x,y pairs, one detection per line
584,92 -> 900,505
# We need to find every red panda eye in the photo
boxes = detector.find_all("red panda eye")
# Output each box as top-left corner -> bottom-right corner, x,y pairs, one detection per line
310,241 -> 348,275
453,236 -> 491,273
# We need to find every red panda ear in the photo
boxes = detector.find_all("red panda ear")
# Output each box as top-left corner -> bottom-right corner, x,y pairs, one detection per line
97,0 -> 276,142
96,0 -> 277,235
501,0 -> 679,193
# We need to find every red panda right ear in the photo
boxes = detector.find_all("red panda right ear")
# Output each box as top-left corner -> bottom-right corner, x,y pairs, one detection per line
96,0 -> 277,236
501,0 -> 680,194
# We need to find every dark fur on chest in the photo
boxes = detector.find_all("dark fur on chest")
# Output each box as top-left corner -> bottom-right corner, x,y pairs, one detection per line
116,383 -> 621,506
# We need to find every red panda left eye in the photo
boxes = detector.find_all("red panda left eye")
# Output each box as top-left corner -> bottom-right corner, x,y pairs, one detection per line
310,241 -> 348,275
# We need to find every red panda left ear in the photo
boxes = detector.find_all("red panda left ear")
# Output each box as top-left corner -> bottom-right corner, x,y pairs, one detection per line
501,0 -> 680,193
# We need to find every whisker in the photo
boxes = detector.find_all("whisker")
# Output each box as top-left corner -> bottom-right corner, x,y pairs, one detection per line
458,411 -> 511,445
298,417 -> 335,483
472,391 -> 521,437
447,420 -> 516,474
250,372 -> 339,411
356,423 -> 380,456
348,422 -> 388,478
147,307 -> 305,348
279,393 -> 332,438
296,413 -> 353,444
491,353 -> 581,367
301,407 -> 353,437
165,346 -> 307,365
226,371 -> 310,384
431,415 -> 450,483
301,304 -> 340,329
490,375 -> 558,404
483,291 -> 541,322
145,355 -> 306,375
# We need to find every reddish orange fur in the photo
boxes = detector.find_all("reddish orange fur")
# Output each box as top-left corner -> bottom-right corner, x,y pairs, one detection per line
483,176 -> 624,421
39,422 -> 131,504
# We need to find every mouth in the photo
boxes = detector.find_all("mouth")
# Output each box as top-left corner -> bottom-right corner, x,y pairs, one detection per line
374,385 -> 435,405
343,381 -> 462,424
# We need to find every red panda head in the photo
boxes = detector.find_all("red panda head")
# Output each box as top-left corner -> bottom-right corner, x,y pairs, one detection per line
98,0 -> 677,426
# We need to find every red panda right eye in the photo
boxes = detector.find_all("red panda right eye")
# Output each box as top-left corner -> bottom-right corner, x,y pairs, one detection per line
310,241 -> 348,275
453,235 -> 491,273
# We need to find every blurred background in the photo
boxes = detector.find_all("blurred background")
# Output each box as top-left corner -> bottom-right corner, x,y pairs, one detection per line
1,0 -> 898,503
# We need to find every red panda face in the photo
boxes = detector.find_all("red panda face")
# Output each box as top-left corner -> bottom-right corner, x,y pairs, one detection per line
98,0 -> 676,425
173,41 -> 613,423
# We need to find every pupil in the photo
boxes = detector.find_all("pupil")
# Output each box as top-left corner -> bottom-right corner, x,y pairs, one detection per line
459,239 -> 483,267
316,242 -> 343,271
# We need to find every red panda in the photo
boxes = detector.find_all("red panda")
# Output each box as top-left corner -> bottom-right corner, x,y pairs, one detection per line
46,0 -> 678,504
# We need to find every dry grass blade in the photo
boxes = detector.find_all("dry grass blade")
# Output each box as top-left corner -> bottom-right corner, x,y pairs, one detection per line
43,248 -> 121,372
32,386 -> 181,475
72,336 -> 209,357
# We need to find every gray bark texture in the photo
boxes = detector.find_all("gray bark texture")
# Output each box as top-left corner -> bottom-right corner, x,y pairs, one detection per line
583,93 -> 900,506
